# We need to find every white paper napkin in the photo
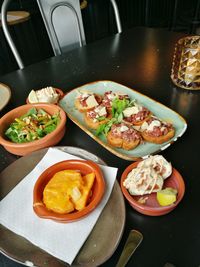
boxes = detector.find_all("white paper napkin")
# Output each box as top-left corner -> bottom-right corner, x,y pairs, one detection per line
0,148 -> 118,265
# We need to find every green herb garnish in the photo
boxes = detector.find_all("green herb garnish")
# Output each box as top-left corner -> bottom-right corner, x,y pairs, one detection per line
96,97 -> 133,137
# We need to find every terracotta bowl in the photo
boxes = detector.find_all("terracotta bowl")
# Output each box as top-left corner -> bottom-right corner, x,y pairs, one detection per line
121,161 -> 185,216
0,103 -> 66,156
33,159 -> 105,222
26,88 -> 64,104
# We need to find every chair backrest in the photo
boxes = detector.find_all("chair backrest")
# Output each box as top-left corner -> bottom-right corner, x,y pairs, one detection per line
37,0 -> 122,56
37,0 -> 86,56
1,0 -> 122,69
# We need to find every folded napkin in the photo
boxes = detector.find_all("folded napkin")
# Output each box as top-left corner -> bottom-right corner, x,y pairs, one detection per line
0,148 -> 118,265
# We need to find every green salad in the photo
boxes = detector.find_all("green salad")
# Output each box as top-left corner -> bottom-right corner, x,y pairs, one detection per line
96,97 -> 135,136
5,108 -> 60,143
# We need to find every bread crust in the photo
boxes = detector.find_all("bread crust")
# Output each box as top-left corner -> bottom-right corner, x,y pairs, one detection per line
141,128 -> 175,144
75,98 -> 86,112
84,113 -> 109,130
107,131 -> 140,150
132,112 -> 152,126
75,94 -> 102,113
123,112 -> 152,126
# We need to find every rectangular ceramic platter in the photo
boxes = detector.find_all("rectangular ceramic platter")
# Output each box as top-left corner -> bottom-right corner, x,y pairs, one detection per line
59,81 -> 187,161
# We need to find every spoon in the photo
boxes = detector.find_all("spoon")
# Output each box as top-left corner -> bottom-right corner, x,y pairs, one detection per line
116,230 -> 143,267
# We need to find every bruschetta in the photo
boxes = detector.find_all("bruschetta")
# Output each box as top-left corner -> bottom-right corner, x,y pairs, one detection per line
84,105 -> 111,129
140,116 -> 175,144
102,91 -> 129,110
123,102 -> 152,126
75,90 -> 102,112
107,123 -> 141,150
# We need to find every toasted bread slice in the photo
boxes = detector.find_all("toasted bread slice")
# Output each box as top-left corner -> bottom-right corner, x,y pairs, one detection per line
130,112 -> 152,126
75,98 -> 91,113
123,113 -> 152,126
84,113 -> 108,129
122,139 -> 140,150
141,128 -> 175,144
107,131 -> 140,150
123,105 -> 152,126
75,94 -> 102,113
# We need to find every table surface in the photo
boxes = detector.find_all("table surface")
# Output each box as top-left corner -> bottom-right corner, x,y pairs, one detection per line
0,26 -> 200,267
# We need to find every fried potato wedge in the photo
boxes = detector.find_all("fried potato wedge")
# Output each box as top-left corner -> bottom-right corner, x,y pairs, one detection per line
74,172 -> 95,211
43,170 -> 95,214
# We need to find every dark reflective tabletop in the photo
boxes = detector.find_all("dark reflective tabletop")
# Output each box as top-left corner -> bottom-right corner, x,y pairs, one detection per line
0,27 -> 200,267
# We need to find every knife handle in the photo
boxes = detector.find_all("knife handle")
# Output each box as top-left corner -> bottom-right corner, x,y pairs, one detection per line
116,230 -> 143,267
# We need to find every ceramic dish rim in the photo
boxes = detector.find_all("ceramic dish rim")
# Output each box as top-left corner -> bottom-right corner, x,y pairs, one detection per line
33,159 -> 105,222
0,82 -> 11,111
0,103 -> 66,148
120,160 -> 185,215
59,80 -> 187,161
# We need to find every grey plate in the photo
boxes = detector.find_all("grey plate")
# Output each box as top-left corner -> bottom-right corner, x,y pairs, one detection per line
0,83 -> 11,111
0,146 -> 125,267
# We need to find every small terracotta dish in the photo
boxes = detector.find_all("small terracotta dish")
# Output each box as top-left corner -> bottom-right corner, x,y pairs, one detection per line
120,161 -> 185,216
0,103 -> 66,156
26,88 -> 64,104
33,159 -> 105,222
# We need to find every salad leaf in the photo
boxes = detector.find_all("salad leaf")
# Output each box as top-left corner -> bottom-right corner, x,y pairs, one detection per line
97,116 -> 106,121
96,117 -> 117,136
5,108 -> 60,143
95,97 -> 137,137
96,123 -> 106,136
27,107 -> 37,116
44,124 -> 57,134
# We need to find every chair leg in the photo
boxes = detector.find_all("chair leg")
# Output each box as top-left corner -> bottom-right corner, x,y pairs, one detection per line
1,0 -> 24,69
110,0 -> 122,33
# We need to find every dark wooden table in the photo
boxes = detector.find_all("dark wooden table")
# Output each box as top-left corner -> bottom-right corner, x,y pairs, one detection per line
0,27 -> 200,267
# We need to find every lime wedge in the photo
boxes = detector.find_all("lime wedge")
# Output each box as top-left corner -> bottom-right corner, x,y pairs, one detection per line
156,187 -> 178,206
28,90 -> 38,103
